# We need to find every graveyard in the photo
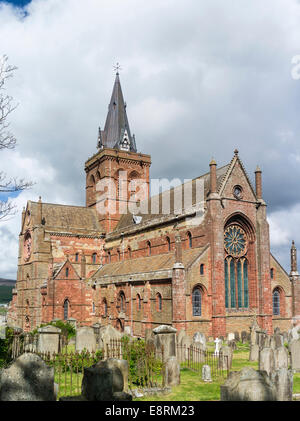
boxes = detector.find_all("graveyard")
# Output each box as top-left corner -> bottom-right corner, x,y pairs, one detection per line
1,317 -> 300,401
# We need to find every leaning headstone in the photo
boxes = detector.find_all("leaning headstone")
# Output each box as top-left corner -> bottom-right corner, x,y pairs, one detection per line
153,325 -> 177,362
274,346 -> 289,371
259,348 -> 275,376
219,345 -> 233,370
249,343 -> 259,362
76,326 -> 96,353
164,356 -> 180,387
0,353 -> 56,401
37,325 -> 61,354
220,367 -> 276,401
202,365 -> 212,382
290,339 -> 300,371
193,332 -> 206,349
271,368 -> 293,401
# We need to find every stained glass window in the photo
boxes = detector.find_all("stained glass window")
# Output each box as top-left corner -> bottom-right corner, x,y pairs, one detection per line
224,225 -> 247,257
273,290 -> 280,315
192,288 -> 202,316
64,299 -> 69,320
225,257 -> 249,309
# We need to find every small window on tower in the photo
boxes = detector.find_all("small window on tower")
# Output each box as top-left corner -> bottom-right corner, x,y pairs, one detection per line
92,253 -> 97,264
66,267 -> 69,278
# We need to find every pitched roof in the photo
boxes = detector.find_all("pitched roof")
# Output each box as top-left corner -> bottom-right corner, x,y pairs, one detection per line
92,246 -> 207,280
98,73 -> 137,152
113,164 -> 230,233
28,201 -> 104,235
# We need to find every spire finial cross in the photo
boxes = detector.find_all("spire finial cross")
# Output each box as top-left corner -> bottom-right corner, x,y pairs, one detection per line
113,62 -> 122,75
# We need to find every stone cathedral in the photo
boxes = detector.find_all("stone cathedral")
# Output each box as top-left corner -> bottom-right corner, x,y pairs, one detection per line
7,72 -> 300,338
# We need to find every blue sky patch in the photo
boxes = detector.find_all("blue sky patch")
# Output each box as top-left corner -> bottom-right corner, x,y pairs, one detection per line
0,0 -> 31,7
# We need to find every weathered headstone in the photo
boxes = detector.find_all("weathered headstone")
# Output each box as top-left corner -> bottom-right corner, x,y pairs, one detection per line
99,358 -> 129,392
220,367 -> 276,401
274,333 -> 283,349
179,335 -> 192,362
234,332 -> 240,342
249,343 -> 259,362
202,365 -> 212,382
82,364 -> 126,401
37,325 -> 61,354
76,326 -> 96,353
274,346 -> 288,371
0,353 -> 56,401
219,345 -> 233,370
271,368 -> 293,401
124,326 -> 132,336
259,348 -> 275,376
153,325 -> 177,362
177,329 -> 186,345
228,340 -> 237,351
241,331 -> 247,344
193,332 -> 206,349
290,339 -> 300,371
164,356 -> 180,387
67,318 -> 77,329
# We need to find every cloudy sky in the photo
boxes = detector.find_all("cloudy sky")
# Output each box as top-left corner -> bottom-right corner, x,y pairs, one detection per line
0,0 -> 300,279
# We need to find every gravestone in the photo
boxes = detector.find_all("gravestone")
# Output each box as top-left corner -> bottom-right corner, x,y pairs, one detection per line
193,332 -> 206,349
145,328 -> 155,344
164,356 -> 180,387
249,343 -> 259,362
37,325 -> 61,354
241,331 -> 247,344
290,339 -> 300,371
259,348 -> 275,376
274,346 -> 289,371
274,333 -> 283,349
271,368 -> 293,401
227,332 -> 235,342
100,324 -> 122,355
76,326 -> 96,353
0,353 -> 56,401
202,365 -> 212,382
220,367 -> 276,401
67,318 -> 77,329
234,332 -> 240,342
124,326 -> 132,336
219,345 -> 233,370
99,358 -> 129,392
228,340 -> 237,351
81,359 -> 131,401
153,325 -> 177,362
179,335 -> 192,362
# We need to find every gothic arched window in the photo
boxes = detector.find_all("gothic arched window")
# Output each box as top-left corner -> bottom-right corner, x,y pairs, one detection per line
119,291 -> 126,312
137,294 -> 141,311
166,236 -> 171,252
200,264 -> 204,275
187,232 -> 192,248
147,241 -> 151,256
192,288 -> 202,316
103,298 -> 108,317
156,293 -> 162,311
63,299 -> 69,320
273,289 -> 280,315
224,224 -> 249,309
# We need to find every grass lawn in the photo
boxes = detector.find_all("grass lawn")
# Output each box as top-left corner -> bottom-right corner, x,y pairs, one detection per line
134,342 -> 300,401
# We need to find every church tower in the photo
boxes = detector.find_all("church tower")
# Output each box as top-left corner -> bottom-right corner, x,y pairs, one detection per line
85,72 -> 151,233
290,241 -> 300,316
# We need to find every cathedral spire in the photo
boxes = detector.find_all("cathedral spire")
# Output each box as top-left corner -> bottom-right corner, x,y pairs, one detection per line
98,72 -> 137,152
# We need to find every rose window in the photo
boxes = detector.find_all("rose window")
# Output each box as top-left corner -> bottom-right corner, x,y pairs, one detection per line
224,225 -> 247,257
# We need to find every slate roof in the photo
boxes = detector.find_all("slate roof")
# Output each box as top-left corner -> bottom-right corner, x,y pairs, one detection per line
28,201 -> 104,235
113,164 -> 230,233
92,246 -> 207,280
